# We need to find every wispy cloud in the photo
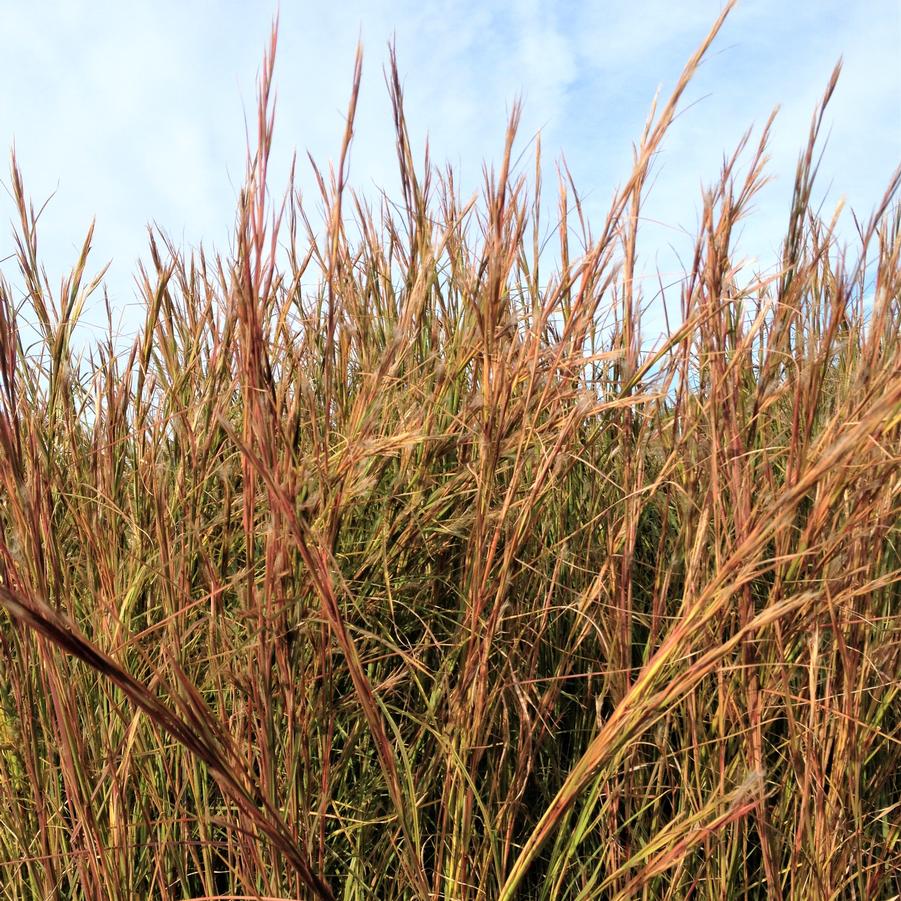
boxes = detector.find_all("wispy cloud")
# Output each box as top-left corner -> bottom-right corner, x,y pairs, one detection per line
1,1 -> 897,340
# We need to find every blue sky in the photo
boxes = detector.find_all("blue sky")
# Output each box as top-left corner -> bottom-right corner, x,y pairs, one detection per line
1,0 -> 899,343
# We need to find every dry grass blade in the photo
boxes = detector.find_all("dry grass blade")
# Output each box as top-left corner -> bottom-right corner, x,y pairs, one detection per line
0,4 -> 899,899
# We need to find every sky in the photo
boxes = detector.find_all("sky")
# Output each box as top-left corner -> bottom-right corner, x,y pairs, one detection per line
1,0 -> 899,344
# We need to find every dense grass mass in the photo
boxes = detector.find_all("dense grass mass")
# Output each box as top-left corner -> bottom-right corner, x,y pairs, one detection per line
0,11 -> 899,900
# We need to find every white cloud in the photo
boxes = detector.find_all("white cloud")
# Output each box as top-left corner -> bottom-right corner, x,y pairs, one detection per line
0,0 -> 897,343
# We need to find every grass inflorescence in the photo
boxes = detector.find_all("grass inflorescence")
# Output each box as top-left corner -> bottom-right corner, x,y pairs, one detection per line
0,9 -> 899,899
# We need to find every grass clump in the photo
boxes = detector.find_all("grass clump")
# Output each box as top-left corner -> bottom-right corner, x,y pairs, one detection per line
0,8 -> 899,899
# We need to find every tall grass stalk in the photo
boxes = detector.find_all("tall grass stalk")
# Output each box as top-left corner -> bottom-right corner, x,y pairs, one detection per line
0,8 -> 899,899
